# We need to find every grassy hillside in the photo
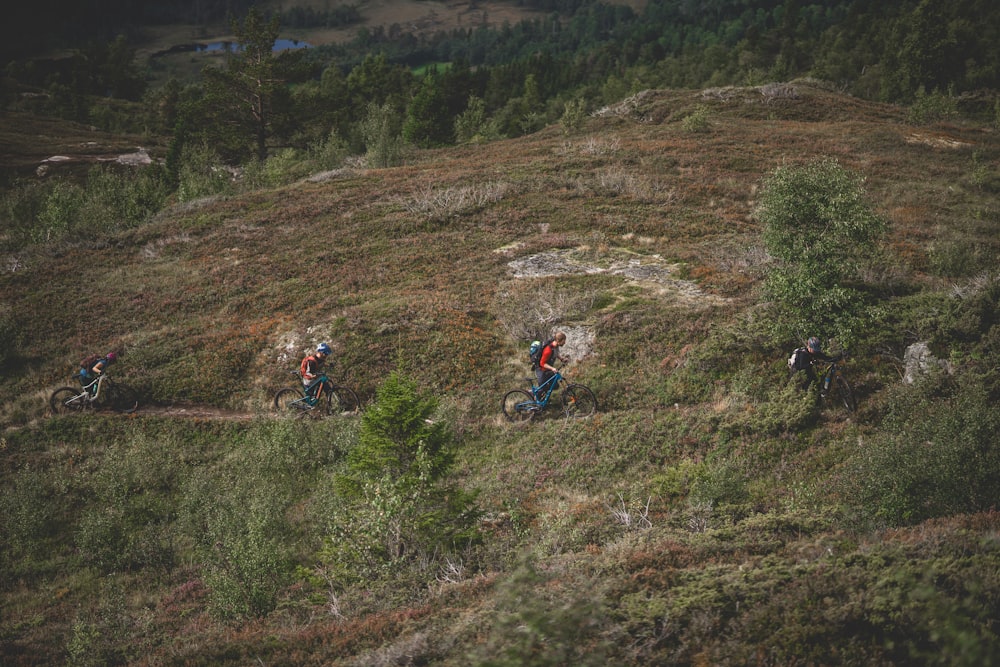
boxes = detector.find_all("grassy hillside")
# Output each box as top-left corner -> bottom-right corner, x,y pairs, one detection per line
2,82 -> 999,665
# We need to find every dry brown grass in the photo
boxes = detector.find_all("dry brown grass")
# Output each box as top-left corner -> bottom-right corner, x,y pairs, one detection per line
2,79 -> 999,667
3,81 -> 995,416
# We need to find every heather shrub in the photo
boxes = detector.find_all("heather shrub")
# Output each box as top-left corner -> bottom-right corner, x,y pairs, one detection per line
178,420 -> 326,619
470,561 -> 611,666
0,465 -> 58,563
680,104 -> 710,132
840,373 -> 1000,528
720,374 -> 818,437
907,85 -> 958,124
35,179 -> 82,242
20,165 -> 169,245
74,428 -> 181,572
80,164 -> 169,234
176,142 -> 236,202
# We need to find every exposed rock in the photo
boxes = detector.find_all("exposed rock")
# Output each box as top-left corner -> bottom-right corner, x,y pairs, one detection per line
903,342 -> 952,384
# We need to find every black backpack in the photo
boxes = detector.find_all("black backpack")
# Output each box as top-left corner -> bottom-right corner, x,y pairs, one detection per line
788,347 -> 810,371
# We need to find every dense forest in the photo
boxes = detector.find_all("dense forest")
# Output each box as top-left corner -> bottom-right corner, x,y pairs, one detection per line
1,0 -> 998,247
3,0 -> 999,159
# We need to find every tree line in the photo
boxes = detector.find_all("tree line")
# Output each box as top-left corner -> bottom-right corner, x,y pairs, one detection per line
1,0 -> 998,234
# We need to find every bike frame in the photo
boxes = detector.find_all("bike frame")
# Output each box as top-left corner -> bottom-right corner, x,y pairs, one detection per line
294,371 -> 331,408
84,375 -> 105,400
55,375 -> 108,411
529,371 -> 564,408
818,361 -> 842,395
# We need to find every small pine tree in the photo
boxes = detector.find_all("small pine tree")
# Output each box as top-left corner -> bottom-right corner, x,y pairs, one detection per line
321,372 -> 479,581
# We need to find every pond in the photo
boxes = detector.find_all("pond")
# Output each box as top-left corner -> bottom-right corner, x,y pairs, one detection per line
197,39 -> 310,52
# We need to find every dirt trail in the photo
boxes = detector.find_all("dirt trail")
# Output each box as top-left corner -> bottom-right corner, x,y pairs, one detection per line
133,404 -> 260,420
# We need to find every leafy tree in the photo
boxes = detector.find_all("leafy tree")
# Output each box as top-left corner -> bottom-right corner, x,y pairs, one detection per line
755,158 -> 887,347
360,101 -> 404,168
81,35 -> 146,100
345,53 -> 413,114
455,95 -> 499,143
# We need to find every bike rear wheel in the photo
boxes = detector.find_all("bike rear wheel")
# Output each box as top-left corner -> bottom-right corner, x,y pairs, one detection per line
328,385 -> 360,414
502,389 -> 537,423
50,387 -> 88,414
107,383 -> 139,413
273,387 -> 309,415
835,375 -> 857,412
562,384 -> 597,419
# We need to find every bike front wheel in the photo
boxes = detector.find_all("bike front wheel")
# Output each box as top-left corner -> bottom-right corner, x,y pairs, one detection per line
328,385 -> 360,414
106,383 -> 139,413
50,387 -> 88,414
273,387 -> 309,415
562,384 -> 597,419
502,389 -> 537,423
835,375 -> 857,412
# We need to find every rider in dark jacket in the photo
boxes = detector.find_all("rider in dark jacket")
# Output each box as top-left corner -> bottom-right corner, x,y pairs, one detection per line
797,336 -> 836,390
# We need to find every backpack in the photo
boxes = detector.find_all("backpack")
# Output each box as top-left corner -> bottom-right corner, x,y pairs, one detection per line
788,347 -> 810,371
79,354 -> 100,378
529,339 -> 553,369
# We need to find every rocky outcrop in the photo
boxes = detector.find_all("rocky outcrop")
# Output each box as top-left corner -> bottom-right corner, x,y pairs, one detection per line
903,342 -> 952,384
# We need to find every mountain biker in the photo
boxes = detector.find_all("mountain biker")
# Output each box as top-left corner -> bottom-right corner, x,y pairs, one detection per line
79,351 -> 118,396
534,331 -> 568,398
300,343 -> 332,397
792,336 -> 837,391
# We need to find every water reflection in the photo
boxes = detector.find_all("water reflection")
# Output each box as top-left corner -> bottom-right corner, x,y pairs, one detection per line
197,39 -> 309,52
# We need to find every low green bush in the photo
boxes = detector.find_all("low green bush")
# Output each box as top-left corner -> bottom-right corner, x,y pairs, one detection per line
840,372 -> 1000,529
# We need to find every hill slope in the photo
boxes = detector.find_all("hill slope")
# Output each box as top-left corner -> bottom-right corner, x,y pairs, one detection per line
2,83 -> 999,665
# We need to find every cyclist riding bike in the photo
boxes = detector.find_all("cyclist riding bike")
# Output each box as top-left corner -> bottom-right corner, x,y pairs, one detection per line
300,343 -> 332,398
79,351 -> 118,396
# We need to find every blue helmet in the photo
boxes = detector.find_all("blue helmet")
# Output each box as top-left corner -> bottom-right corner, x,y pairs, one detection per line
316,343 -> 332,355
806,337 -> 822,352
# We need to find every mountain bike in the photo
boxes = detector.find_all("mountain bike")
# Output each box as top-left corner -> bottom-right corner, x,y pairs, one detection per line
49,375 -> 139,415
501,368 -> 596,423
817,357 -> 857,412
273,371 -> 360,417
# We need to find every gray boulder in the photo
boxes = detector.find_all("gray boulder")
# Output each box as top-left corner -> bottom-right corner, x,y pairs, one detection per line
903,342 -> 952,384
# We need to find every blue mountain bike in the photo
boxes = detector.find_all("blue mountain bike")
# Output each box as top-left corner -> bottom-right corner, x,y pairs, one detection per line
501,369 -> 596,423
273,371 -> 360,417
